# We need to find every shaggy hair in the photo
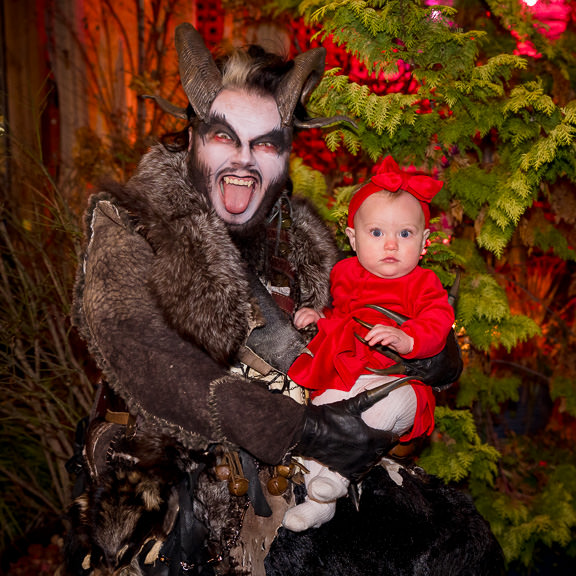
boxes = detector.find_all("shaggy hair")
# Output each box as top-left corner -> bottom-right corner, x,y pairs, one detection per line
217,45 -> 293,101
98,145 -> 254,366
65,428 -> 243,575
66,445 -> 506,576
90,144 -> 336,367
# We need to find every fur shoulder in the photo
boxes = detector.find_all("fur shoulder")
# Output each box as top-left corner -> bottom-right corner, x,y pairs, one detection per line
91,144 -> 253,365
288,196 -> 339,311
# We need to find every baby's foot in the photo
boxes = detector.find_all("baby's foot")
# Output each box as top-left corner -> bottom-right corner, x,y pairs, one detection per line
307,475 -> 349,503
282,500 -> 336,532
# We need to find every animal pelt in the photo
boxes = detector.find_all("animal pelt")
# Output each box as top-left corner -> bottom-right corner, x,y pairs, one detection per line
265,465 -> 506,576
98,145 -> 254,366
283,197 -> 338,312
65,427 -> 505,576
91,143 -> 337,368
64,428 -> 244,576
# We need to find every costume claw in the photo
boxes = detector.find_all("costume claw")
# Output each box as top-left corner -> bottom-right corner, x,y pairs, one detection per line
352,376 -> 414,413
353,304 -> 408,333
352,316 -> 403,370
352,307 -> 415,379
364,304 -> 409,325
353,305 -> 462,391
348,482 -> 361,512
364,377 -> 413,401
352,316 -> 374,332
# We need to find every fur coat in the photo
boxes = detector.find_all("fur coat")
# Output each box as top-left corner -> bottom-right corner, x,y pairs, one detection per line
68,143 -> 505,576
72,142 -> 338,463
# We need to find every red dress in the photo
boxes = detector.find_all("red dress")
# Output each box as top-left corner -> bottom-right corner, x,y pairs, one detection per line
288,257 -> 455,441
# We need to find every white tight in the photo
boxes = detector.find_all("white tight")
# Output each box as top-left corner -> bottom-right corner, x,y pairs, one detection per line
282,376 -> 417,532
314,374 -> 417,432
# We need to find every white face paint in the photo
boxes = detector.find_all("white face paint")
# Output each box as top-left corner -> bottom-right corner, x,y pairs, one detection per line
193,89 -> 291,225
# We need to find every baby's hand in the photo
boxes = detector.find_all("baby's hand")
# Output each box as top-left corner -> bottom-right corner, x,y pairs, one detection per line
294,307 -> 322,330
364,324 -> 414,355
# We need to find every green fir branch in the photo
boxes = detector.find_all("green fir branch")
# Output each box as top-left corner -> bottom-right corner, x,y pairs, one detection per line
418,406 -> 500,484
290,156 -> 332,220
457,366 -> 520,412
549,377 -> 576,418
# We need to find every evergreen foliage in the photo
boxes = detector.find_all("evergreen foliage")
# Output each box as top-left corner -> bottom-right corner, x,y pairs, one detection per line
550,376 -> 576,418
417,406 -> 500,484
457,366 -> 521,412
268,0 -> 576,569
290,156 -> 332,220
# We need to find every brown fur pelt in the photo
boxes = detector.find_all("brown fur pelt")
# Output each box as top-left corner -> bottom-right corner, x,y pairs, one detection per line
65,427 -> 245,576
96,144 -> 338,367
101,144 -> 254,366
285,196 -> 338,312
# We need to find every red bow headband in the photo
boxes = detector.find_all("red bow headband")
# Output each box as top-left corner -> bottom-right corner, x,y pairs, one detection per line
347,156 -> 443,228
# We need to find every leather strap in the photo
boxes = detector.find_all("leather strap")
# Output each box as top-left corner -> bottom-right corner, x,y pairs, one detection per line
237,346 -> 274,376
105,409 -> 132,425
105,409 -> 136,437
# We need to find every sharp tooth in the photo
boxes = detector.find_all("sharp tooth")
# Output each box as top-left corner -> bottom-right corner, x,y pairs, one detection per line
224,176 -> 252,186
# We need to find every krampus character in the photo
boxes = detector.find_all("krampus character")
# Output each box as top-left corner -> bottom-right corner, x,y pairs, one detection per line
66,23 -> 498,575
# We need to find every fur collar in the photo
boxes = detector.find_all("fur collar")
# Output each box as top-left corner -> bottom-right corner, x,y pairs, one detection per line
102,144 -> 254,365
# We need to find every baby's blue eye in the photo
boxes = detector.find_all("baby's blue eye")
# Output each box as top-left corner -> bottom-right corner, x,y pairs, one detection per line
370,229 -> 382,238
400,229 -> 411,238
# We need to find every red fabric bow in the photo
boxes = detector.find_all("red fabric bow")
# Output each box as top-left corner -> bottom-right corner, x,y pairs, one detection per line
347,156 -> 443,228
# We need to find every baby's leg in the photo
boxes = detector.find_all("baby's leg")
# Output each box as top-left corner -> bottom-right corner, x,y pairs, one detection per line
305,388 -> 353,501
307,464 -> 349,503
281,498 -> 337,532
282,389 -> 349,532
350,375 -> 418,486
282,458 -> 340,531
351,374 -> 417,436
282,382 -> 417,532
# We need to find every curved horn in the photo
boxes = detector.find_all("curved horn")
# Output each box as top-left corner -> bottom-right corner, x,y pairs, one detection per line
141,94 -> 188,119
294,115 -> 358,130
276,47 -> 326,127
175,23 -> 223,121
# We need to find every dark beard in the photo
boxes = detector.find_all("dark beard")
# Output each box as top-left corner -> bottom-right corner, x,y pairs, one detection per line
226,173 -> 289,239
186,151 -> 290,238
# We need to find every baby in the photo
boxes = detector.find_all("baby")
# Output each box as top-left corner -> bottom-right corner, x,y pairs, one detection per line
283,156 -> 455,532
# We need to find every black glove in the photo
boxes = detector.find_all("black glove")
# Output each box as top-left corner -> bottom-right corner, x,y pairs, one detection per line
244,273 -> 306,374
386,328 -> 463,391
356,306 -> 463,391
294,394 -> 399,482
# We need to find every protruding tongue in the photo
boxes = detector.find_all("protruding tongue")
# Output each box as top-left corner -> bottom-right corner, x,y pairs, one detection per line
222,179 -> 254,214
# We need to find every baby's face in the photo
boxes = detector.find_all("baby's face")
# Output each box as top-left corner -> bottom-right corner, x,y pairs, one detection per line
346,191 -> 429,279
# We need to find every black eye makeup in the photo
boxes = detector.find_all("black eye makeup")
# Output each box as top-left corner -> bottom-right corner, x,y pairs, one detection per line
198,113 -> 238,144
199,113 -> 291,154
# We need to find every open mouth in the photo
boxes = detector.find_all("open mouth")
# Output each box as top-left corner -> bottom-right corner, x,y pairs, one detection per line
220,175 -> 256,214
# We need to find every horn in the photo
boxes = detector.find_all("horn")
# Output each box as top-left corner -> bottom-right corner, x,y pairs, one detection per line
175,23 -> 223,121
141,95 -> 188,119
276,47 -> 326,127
294,115 -> 358,130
